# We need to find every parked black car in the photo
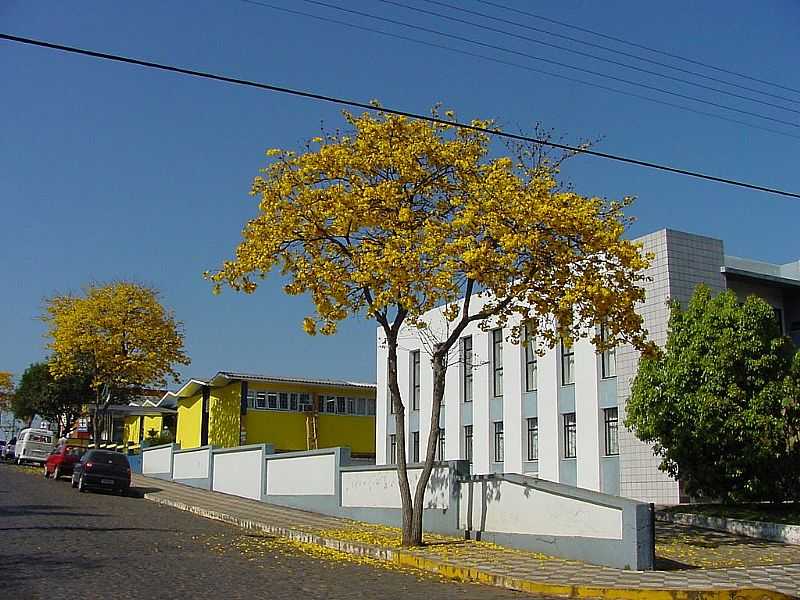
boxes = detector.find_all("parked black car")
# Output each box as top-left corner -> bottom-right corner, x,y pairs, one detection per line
71,450 -> 131,495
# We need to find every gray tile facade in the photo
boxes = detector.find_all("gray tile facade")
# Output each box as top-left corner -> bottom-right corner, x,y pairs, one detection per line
618,230 -> 725,504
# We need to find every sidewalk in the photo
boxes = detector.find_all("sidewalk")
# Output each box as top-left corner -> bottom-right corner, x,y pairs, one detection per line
132,474 -> 799,599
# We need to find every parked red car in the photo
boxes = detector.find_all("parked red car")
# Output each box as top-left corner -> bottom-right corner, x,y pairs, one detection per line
43,445 -> 85,480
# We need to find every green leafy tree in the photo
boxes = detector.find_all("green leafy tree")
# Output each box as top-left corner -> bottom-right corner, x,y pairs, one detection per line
627,285 -> 800,502
12,362 -> 91,434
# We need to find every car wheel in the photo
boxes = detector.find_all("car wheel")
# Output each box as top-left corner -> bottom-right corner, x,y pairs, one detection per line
78,475 -> 86,493
43,465 -> 49,478
53,466 -> 62,480
71,475 -> 78,488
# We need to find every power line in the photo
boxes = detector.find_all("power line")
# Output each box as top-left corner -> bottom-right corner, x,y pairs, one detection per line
238,0 -> 800,141
1,32 -> 798,199
476,0 -> 800,97
378,0 -> 799,116
296,0 -> 800,130
423,0 -> 800,107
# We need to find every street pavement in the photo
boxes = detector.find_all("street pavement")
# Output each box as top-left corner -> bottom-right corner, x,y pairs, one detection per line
0,464 -> 534,600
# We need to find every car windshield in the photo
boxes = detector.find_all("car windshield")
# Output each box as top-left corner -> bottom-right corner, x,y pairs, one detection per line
66,447 -> 85,457
30,433 -> 52,444
87,451 -> 128,465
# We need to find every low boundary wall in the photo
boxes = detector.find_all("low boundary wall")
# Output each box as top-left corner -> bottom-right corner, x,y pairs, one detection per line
142,442 -> 654,570
141,443 -> 176,480
173,445 -> 214,490
459,473 -> 654,570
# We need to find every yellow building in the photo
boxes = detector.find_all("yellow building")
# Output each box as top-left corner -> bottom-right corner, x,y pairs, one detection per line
168,372 -> 377,457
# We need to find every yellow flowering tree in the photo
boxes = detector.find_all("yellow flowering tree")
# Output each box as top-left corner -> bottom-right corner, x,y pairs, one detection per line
43,282 -> 190,446
208,108 -> 651,546
0,371 -> 13,411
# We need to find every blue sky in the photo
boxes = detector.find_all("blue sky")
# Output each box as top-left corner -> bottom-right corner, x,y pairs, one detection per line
2,0 -> 799,388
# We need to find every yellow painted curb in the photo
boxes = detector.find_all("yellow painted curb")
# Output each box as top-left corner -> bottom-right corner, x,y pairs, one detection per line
142,491 -> 796,600
393,551 -> 794,600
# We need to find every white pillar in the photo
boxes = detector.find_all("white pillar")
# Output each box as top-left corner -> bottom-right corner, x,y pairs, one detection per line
472,329 -> 491,474
537,342 -> 560,482
376,328 -> 388,465
503,318 -> 523,474
575,337 -> 601,491
444,344 -> 461,460
419,347 -> 434,459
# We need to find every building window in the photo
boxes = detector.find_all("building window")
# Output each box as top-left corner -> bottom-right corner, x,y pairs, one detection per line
563,412 -> 577,458
437,428 -> 445,461
367,398 -> 376,416
526,417 -> 538,461
267,393 -> 278,409
464,425 -> 473,464
246,391 -> 256,408
601,324 -> 617,379
278,392 -> 289,410
337,396 -> 346,414
604,407 -> 619,456
347,397 -> 356,414
325,396 -> 336,413
411,350 -> 421,410
289,393 -> 298,411
461,336 -> 473,403
561,338 -> 575,386
412,431 -> 420,463
255,392 -> 267,410
298,393 -> 312,411
492,329 -> 503,397
494,421 -> 504,462
357,397 -> 367,415
389,434 -> 397,465
524,322 -> 537,392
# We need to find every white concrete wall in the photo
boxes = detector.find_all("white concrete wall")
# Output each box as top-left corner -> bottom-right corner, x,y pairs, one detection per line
341,466 -> 450,509
142,445 -> 172,475
212,448 -> 263,500
173,447 -> 210,480
266,453 -> 336,496
459,479 -> 623,540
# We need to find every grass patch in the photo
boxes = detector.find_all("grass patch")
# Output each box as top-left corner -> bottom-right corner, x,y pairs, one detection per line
662,503 -> 800,525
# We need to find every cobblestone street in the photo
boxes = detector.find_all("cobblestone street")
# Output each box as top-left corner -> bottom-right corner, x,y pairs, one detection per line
0,464 -> 540,600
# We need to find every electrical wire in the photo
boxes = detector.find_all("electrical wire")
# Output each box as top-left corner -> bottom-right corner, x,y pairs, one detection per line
1,32 -> 798,199
422,0 -> 800,106
296,0 -> 800,129
475,0 -> 800,97
238,0 -> 800,141
381,0 -> 799,115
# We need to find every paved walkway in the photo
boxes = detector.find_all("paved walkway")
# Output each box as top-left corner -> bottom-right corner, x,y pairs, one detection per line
133,474 -> 800,599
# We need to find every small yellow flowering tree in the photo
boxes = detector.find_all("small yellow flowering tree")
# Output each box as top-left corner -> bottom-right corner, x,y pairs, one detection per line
208,108 -> 651,546
0,371 -> 13,411
43,282 -> 190,446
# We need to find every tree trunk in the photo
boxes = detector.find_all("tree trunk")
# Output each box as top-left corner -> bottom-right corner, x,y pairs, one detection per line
409,349 -> 447,545
387,334 -> 414,546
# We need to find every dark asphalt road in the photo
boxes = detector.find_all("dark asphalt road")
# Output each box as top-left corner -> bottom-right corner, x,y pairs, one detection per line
0,464 -> 535,600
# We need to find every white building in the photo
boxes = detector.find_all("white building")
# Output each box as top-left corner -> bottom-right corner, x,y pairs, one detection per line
375,229 -> 800,504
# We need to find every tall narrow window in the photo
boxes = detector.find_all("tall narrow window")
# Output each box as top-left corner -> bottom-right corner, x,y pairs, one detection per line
604,407 -> 619,456
337,396 -> 347,414
389,434 -> 397,465
412,431 -> 420,463
461,336 -> 473,403
524,322 -> 537,392
494,421 -> 504,462
411,350 -> 421,410
357,397 -> 367,415
325,396 -> 336,414
464,425 -> 473,464
526,417 -> 538,461
289,393 -> 299,411
267,393 -> 278,410
492,329 -> 504,397
279,392 -> 289,410
367,399 -> 376,416
561,338 -> 575,386
601,324 -> 617,379
564,412 -> 577,458
256,392 -> 267,410
437,428 -> 445,461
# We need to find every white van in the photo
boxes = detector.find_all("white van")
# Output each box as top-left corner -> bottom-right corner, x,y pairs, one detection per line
15,428 -> 55,464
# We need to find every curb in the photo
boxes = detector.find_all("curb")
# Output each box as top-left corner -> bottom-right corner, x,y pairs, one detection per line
144,493 -> 795,600
657,511 -> 800,546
